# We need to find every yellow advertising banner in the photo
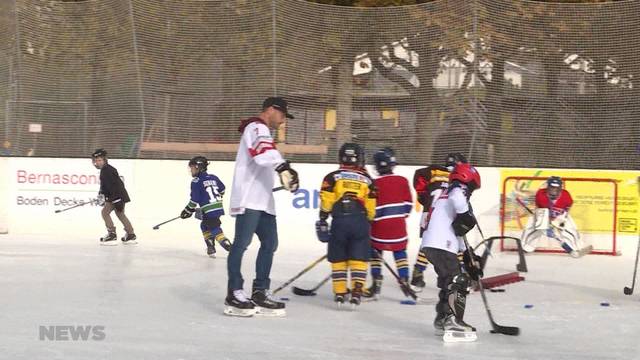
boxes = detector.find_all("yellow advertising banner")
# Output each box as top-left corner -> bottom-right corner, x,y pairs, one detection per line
500,168 -> 639,235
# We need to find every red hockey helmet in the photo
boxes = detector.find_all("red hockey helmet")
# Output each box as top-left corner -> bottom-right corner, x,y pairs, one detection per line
449,163 -> 481,191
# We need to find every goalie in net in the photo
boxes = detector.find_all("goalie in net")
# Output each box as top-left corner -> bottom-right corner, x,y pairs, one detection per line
521,176 -> 592,258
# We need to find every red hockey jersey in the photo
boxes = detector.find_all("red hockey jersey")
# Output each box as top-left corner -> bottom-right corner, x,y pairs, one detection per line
535,188 -> 573,219
370,174 -> 413,251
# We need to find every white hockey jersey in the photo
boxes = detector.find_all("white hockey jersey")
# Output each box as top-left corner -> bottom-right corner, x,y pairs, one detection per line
420,185 -> 469,254
229,118 -> 285,216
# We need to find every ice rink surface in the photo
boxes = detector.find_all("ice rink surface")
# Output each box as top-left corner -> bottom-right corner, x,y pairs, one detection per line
1,235 -> 640,360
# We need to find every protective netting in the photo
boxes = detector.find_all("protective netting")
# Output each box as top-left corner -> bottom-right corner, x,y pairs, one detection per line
1,0 -> 639,169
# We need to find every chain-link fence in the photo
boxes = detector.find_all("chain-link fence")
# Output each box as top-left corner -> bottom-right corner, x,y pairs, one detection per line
1,0 -> 638,169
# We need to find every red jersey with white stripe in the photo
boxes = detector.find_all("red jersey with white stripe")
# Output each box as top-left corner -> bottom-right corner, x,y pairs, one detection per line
229,118 -> 285,216
370,174 -> 413,251
535,188 -> 573,219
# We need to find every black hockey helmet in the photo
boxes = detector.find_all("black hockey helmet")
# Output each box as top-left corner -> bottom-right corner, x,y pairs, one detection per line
339,142 -> 365,167
373,147 -> 397,175
92,148 -> 107,159
445,152 -> 467,170
188,156 -> 209,174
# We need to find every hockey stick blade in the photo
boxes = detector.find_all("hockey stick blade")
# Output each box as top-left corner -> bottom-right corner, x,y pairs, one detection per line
291,286 -> 317,296
291,274 -> 331,296
623,286 -> 633,295
490,325 -> 520,336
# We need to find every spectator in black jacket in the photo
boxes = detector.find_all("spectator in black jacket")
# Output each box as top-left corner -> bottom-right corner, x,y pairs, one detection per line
91,149 -> 136,244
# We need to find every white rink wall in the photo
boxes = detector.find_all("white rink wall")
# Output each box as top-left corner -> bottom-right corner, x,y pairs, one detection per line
0,157 -> 636,255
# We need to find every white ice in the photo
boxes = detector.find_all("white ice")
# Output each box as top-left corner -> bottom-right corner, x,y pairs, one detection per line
1,234 -> 640,360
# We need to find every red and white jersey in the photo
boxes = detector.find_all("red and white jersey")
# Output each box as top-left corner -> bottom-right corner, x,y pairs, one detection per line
229,118 -> 284,216
420,185 -> 469,254
370,174 -> 413,251
535,188 -> 573,219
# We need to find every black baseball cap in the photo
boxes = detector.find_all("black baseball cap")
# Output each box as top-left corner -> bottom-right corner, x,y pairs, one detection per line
262,97 -> 294,119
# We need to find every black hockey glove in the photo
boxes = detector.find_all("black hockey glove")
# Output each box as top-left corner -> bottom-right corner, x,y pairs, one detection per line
463,250 -> 483,281
180,206 -> 195,219
315,219 -> 330,243
112,198 -> 125,212
452,210 -> 476,236
275,161 -> 299,193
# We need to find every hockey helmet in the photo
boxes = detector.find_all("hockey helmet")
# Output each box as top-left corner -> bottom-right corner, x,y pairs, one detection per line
546,176 -> 562,198
339,143 -> 365,167
373,147 -> 397,175
445,152 -> 467,170
91,148 -> 107,159
188,156 -> 209,174
449,163 -> 481,192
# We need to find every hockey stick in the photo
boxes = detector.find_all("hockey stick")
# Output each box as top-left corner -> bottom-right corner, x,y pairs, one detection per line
373,249 -> 418,301
463,235 -> 520,336
54,201 -> 91,213
623,238 -> 640,295
623,176 -> 640,295
272,254 -> 328,294
152,216 -> 181,230
292,274 -> 332,296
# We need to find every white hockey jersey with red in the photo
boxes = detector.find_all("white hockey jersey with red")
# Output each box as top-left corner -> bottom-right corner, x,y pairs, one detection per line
420,185 -> 469,254
229,118 -> 285,216
370,174 -> 413,251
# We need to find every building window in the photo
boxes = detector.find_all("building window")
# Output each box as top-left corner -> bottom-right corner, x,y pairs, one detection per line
381,109 -> 399,127
324,109 -> 336,131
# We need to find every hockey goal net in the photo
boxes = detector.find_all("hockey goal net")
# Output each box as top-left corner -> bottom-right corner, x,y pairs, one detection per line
500,176 -> 619,256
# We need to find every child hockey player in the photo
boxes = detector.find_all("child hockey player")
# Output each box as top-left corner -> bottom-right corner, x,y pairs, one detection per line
521,176 -> 588,257
316,142 -> 376,308
92,148 -> 136,245
179,156 -> 232,258
421,162 -> 482,342
411,153 -> 466,291
363,147 -> 413,300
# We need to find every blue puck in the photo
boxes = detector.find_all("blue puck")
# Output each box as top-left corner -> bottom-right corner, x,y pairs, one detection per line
600,302 -> 610,307
524,304 -> 534,309
280,297 -> 290,301
400,299 -> 417,305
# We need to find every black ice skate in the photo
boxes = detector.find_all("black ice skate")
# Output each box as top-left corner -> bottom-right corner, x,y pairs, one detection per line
206,244 -> 216,258
433,312 -> 447,336
349,283 -> 363,309
217,236 -> 232,252
442,314 -> 477,343
362,276 -> 382,301
223,290 -> 256,317
410,269 -> 426,293
100,231 -> 118,246
334,293 -> 347,309
121,233 -> 137,245
252,289 -> 286,317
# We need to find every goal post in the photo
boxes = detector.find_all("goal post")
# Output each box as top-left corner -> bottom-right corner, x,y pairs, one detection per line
500,176 -> 619,256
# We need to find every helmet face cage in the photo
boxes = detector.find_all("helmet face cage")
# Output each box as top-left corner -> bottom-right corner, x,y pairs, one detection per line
339,143 -> 365,168
547,176 -> 562,198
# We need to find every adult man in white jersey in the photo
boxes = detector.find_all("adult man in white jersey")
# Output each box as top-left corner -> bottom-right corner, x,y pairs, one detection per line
224,97 -> 299,317
421,163 -> 482,342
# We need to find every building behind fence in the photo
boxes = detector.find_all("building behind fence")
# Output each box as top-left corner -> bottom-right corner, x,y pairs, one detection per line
0,0 -> 638,169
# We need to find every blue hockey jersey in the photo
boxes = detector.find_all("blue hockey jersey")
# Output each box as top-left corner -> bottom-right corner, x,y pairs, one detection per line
186,172 -> 225,218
